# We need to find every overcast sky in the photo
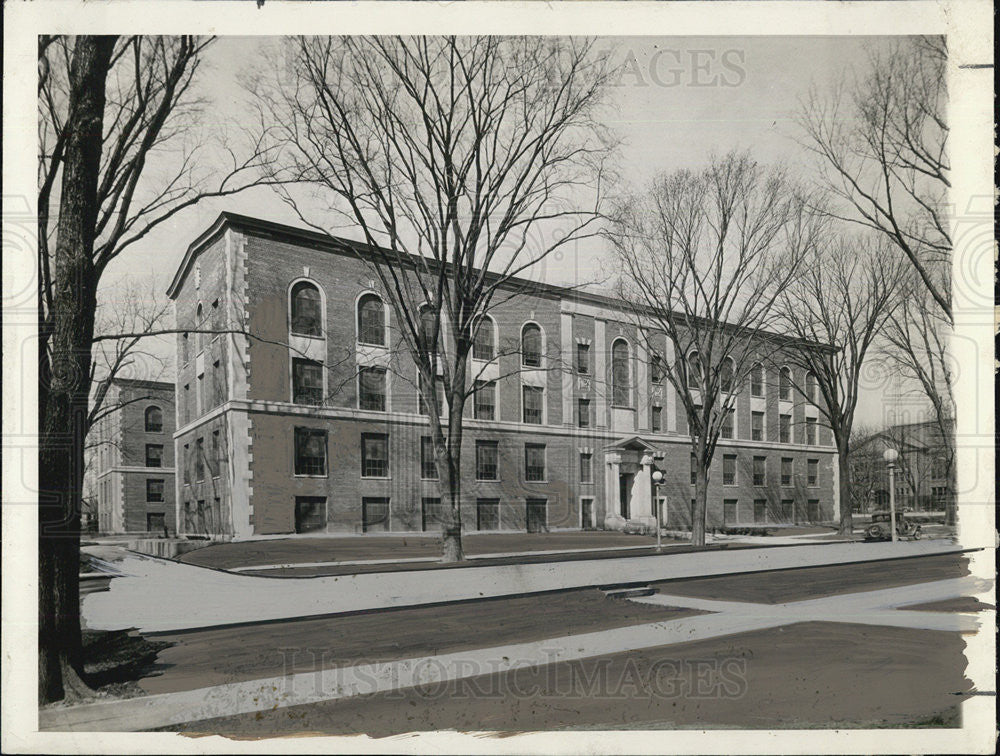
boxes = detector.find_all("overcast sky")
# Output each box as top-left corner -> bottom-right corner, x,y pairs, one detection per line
101,35 -> 921,425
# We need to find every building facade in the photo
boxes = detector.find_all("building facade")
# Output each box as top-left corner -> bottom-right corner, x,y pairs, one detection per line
167,213 -> 838,539
87,379 -> 177,534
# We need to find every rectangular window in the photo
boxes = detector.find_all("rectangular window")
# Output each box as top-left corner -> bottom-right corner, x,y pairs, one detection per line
524,443 -> 546,482
476,440 -> 499,481
146,479 -> 164,503
358,366 -> 387,411
807,459 -> 819,487
419,374 -> 445,415
724,499 -> 738,524
751,411 -> 764,441
753,456 -> 766,486
577,398 -> 590,428
211,430 -> 220,477
690,453 -> 698,485
147,513 -> 166,532
294,427 -> 327,476
780,499 -> 795,522
183,384 -> 191,424
360,433 -> 388,478
361,497 -> 390,533
580,452 -> 593,483
651,354 -> 664,384
473,380 -> 496,420
183,444 -> 191,484
420,437 -> 438,480
806,417 -> 818,445
294,496 -> 327,534
576,343 -> 590,374
145,444 -> 163,468
753,499 -> 767,524
781,457 -> 793,486
421,497 -> 442,531
522,385 -> 543,425
807,499 -> 821,522
721,409 -> 735,440
651,405 -> 662,433
476,498 -> 500,531
292,358 -> 324,405
723,454 -> 737,486
779,414 -> 791,443
195,437 -> 205,481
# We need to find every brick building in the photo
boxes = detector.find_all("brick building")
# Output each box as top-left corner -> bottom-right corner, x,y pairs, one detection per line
167,212 -> 838,539
87,379 -> 176,534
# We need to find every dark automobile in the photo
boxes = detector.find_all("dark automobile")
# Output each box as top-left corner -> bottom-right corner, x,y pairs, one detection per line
864,511 -> 922,541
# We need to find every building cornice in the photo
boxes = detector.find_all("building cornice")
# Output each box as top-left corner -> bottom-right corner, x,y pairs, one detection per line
165,212 -> 836,353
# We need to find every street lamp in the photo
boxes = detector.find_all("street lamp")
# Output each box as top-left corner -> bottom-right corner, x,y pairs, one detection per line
651,469 -> 665,551
883,448 -> 899,543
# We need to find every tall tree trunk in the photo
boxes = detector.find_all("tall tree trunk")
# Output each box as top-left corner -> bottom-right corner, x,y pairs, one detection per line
837,441 -> 854,536
439,396 -> 466,563
692,451 -> 709,547
38,35 -> 115,705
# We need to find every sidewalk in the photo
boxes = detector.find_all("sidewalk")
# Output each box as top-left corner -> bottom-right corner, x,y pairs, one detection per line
82,538 -> 969,635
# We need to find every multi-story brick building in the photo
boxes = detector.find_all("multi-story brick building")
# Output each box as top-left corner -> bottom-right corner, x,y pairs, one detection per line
167,212 -> 838,539
87,379 -> 176,534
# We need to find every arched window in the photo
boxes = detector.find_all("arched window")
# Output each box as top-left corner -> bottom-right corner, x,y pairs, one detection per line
419,305 -> 439,356
521,323 -> 542,367
612,339 -> 630,407
805,371 -> 818,403
472,316 -> 495,361
779,366 -> 792,401
750,362 -> 764,397
686,351 -> 703,389
357,293 -> 386,346
720,357 -> 736,394
290,281 -> 323,337
145,406 -> 163,433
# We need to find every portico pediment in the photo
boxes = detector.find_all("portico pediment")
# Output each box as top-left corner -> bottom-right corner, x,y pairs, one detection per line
603,435 -> 657,453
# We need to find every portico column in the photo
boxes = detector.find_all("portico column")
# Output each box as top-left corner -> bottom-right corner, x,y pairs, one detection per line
605,452 -> 622,528
634,453 -> 654,521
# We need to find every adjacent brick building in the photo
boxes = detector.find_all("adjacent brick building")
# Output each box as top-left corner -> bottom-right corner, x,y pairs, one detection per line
87,379 -> 176,534
167,212 -> 839,539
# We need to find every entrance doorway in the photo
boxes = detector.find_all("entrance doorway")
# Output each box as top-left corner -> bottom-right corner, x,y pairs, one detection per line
581,498 -> 594,529
619,473 -> 633,519
526,498 -> 548,533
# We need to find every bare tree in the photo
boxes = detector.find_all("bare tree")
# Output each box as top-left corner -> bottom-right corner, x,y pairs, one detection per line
798,36 -> 950,321
881,272 -> 956,523
776,233 -> 905,535
37,35 -> 277,703
847,425 -> 885,515
252,36 -> 616,561
606,152 -> 822,547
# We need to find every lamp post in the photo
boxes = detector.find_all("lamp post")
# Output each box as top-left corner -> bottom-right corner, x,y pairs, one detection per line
883,448 -> 899,543
651,469 -> 664,551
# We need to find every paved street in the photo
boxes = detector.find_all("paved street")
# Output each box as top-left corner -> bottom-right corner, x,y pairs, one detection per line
43,551 -> 992,733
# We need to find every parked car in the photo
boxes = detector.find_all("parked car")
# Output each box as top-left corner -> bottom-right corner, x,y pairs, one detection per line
864,511 -> 922,541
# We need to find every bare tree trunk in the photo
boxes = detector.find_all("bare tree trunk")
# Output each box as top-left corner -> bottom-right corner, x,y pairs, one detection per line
38,35 -> 115,705
837,443 -> 854,535
692,453 -> 709,547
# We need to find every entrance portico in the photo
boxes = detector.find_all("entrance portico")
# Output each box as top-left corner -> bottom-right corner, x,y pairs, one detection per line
603,436 -> 659,531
